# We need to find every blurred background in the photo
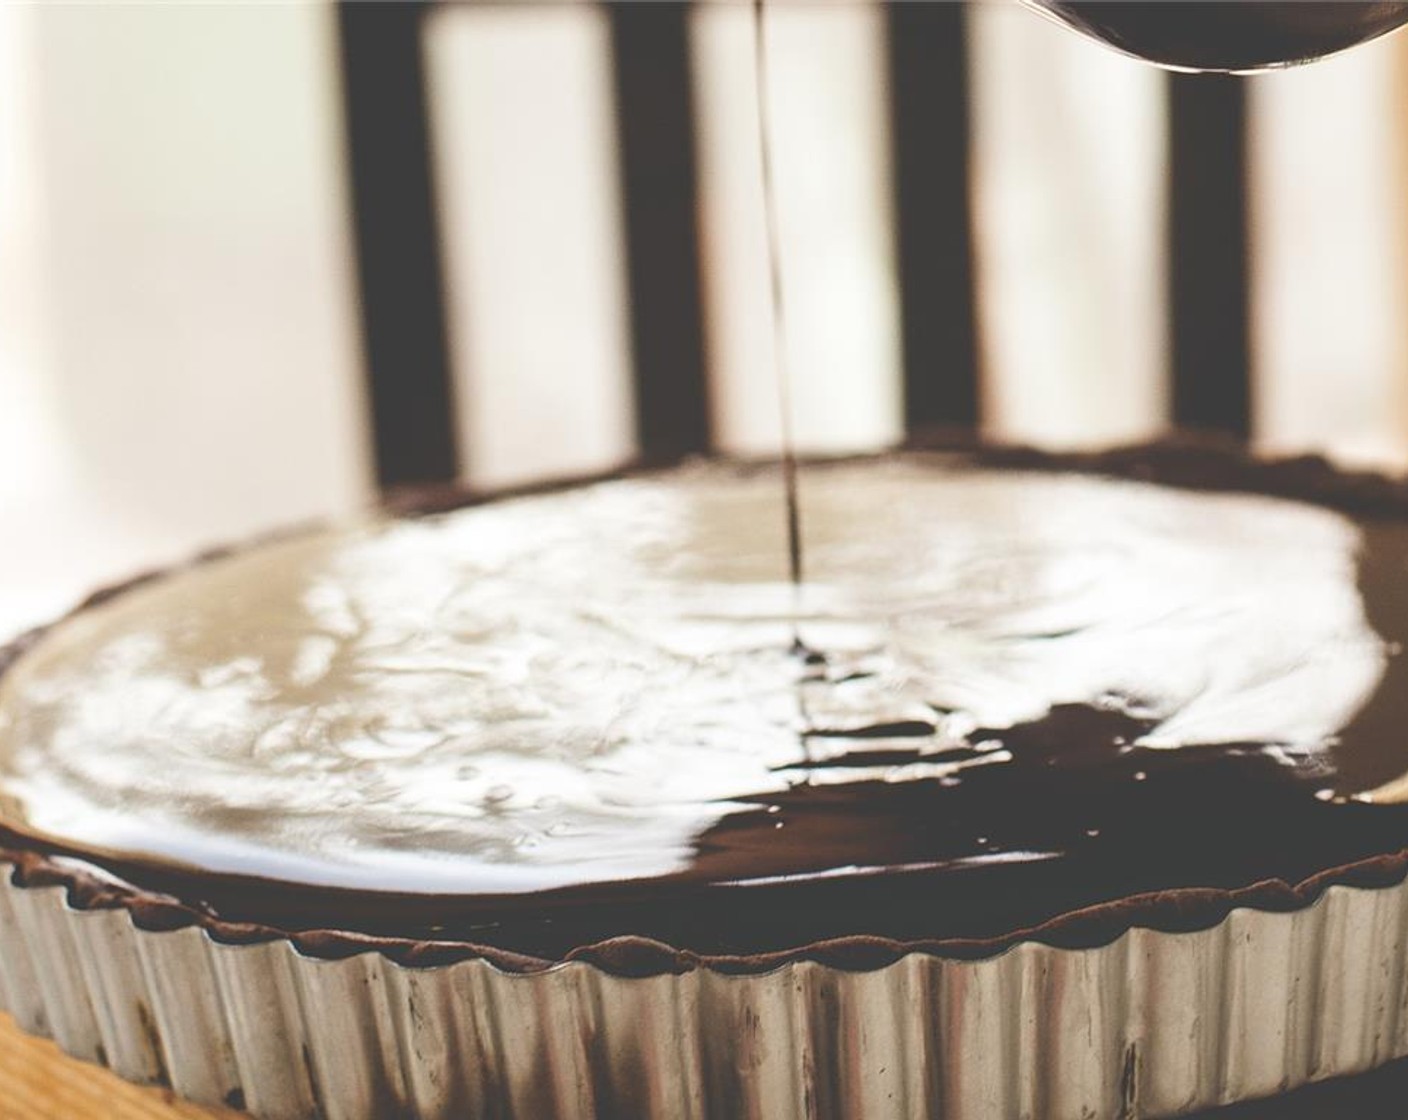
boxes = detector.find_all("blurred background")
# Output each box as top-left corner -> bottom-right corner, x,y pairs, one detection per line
1,0 -> 1406,639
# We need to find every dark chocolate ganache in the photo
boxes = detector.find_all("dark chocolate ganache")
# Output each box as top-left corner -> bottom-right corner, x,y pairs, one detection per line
3,449 -> 1408,962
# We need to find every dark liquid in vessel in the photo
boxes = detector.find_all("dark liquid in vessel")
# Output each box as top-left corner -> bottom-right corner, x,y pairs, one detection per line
1031,1 -> 1408,72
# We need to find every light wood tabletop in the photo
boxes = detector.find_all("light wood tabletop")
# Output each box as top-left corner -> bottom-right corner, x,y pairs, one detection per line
0,1014 -> 246,1120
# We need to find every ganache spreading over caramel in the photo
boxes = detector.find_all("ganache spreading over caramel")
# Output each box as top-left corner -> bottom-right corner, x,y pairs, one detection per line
3,449 -> 1408,961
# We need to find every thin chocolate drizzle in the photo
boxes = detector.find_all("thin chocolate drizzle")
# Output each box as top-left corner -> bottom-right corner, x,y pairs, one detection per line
752,0 -> 805,604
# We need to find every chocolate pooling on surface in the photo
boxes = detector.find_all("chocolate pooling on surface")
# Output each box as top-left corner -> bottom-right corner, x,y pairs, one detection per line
3,443 -> 1408,968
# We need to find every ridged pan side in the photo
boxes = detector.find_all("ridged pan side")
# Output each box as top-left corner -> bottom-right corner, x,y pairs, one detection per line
1,866 -> 1406,1119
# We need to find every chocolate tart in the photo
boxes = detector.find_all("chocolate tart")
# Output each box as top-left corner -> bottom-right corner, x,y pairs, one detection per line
4,441 -> 1408,1118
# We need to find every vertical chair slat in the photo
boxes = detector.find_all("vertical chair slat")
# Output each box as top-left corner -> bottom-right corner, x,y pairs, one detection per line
609,1 -> 712,460
1168,73 -> 1251,438
887,1 -> 980,436
337,0 -> 459,488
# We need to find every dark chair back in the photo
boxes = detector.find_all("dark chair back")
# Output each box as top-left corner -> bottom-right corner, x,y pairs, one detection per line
337,1 -> 1253,489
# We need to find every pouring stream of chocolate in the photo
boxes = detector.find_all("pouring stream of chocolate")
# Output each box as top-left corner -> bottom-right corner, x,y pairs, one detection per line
752,0 -> 806,631
752,0 -> 833,767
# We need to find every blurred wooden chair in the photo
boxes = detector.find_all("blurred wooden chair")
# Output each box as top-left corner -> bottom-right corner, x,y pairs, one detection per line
337,0 -> 1251,495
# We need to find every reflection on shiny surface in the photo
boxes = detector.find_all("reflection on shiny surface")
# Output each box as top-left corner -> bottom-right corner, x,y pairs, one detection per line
0,455 -> 1390,899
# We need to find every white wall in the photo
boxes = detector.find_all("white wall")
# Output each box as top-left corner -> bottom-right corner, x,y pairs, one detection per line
426,3 -> 637,490
969,1 -> 1168,447
0,4 -> 369,637
691,1 -> 903,456
1250,30 -> 1408,467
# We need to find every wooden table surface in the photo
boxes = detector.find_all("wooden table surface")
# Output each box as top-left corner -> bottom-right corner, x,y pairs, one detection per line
0,1014 -> 246,1120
